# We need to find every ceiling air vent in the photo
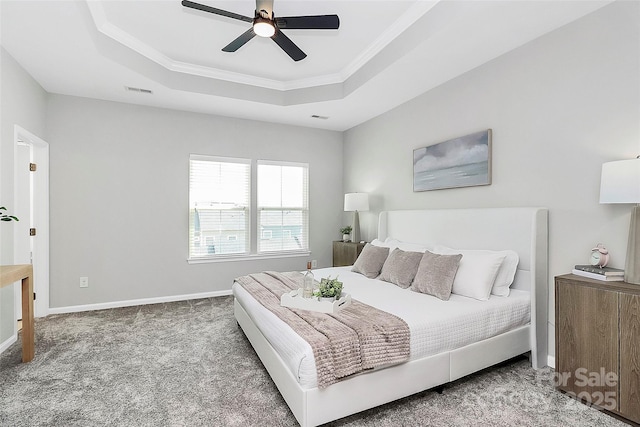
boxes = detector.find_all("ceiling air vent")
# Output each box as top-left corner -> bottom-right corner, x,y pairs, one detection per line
311,115 -> 329,120
125,86 -> 153,94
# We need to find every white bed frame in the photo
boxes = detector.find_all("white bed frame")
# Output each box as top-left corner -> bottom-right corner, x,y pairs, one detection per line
234,207 -> 548,427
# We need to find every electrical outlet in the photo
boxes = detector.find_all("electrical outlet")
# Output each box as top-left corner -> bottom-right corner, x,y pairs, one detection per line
311,260 -> 317,268
80,277 -> 89,288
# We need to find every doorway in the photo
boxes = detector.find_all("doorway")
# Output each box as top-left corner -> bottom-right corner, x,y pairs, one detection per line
13,126 -> 49,321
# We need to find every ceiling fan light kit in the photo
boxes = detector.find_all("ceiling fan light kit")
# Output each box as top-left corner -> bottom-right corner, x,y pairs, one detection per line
181,0 -> 340,61
253,17 -> 275,38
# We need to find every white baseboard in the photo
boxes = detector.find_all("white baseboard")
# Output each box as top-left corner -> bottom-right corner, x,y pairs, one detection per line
0,334 -> 17,355
48,290 -> 233,315
547,355 -> 555,369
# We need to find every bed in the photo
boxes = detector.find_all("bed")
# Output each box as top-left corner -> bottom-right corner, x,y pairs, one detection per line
233,207 -> 548,427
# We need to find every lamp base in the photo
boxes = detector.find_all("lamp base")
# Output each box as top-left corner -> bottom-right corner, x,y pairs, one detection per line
352,211 -> 360,244
625,205 -> 640,285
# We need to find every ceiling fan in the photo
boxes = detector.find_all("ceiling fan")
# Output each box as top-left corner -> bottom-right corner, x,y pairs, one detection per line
181,0 -> 340,61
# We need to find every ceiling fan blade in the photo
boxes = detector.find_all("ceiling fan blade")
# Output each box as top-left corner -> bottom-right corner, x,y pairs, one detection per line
275,15 -> 340,30
182,0 -> 253,23
271,28 -> 306,61
222,28 -> 256,52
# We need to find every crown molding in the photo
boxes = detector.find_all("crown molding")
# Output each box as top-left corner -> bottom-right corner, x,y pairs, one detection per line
85,0 -> 437,92
339,0 -> 439,81
86,1 -> 290,90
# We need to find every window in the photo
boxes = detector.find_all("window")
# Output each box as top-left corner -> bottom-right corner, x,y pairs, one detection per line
189,155 -> 250,259
189,156 -> 309,261
257,160 -> 309,253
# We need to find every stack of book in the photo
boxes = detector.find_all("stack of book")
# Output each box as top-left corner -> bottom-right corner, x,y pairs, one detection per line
572,265 -> 625,281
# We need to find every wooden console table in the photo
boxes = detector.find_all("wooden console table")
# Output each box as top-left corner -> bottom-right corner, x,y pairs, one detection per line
0,264 -> 34,362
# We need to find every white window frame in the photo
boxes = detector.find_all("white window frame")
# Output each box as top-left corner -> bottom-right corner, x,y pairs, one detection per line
188,155 -> 251,261
188,156 -> 310,264
257,160 -> 309,255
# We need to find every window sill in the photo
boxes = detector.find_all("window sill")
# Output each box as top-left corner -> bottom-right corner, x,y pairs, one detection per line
187,251 -> 311,264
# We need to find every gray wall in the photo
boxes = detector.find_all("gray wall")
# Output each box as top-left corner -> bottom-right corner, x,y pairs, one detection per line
0,48 -> 47,344
2,1 -> 638,363
343,1 -> 639,361
46,95 -> 343,308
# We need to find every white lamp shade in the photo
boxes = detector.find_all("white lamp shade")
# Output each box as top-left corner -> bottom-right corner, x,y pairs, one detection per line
344,193 -> 369,212
600,158 -> 640,204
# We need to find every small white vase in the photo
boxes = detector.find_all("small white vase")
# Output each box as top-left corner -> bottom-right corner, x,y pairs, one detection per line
343,234 -> 351,242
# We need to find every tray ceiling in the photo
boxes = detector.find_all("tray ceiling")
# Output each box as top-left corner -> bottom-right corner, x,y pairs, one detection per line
0,1 -> 612,131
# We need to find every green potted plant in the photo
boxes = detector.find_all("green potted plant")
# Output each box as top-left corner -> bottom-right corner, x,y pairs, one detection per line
0,207 -> 19,222
340,226 -> 352,242
314,276 -> 343,301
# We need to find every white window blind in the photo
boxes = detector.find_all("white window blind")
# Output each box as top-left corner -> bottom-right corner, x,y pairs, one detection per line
189,155 -> 250,259
257,160 -> 309,254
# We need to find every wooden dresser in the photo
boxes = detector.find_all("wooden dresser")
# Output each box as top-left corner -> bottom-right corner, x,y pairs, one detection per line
555,274 -> 640,424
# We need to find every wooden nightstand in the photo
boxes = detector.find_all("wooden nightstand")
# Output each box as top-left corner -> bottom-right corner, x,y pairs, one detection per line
332,241 -> 365,267
555,274 -> 640,424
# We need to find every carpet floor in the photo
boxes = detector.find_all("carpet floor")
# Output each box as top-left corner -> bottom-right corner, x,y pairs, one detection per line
0,296 -> 626,426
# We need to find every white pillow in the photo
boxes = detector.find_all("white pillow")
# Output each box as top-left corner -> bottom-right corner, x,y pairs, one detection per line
397,241 -> 431,253
380,237 -> 432,253
372,237 -> 404,251
435,245 -> 519,297
370,238 -> 386,247
383,237 -> 401,250
371,238 -> 397,249
491,250 -> 519,296
433,246 -> 506,301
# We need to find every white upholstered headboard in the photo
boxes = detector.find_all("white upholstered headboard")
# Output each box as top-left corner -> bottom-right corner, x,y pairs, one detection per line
377,207 -> 549,368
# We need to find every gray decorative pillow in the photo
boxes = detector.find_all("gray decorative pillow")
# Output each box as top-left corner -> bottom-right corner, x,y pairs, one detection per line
411,250 -> 462,301
351,244 -> 390,279
379,248 -> 423,289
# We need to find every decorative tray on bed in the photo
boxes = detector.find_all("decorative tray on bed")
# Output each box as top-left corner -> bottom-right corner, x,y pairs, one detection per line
280,289 -> 352,314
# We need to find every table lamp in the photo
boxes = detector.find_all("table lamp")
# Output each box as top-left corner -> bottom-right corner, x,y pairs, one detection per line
344,193 -> 369,244
600,157 -> 640,284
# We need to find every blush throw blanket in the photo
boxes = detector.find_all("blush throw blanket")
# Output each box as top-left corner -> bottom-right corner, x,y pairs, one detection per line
235,271 -> 410,388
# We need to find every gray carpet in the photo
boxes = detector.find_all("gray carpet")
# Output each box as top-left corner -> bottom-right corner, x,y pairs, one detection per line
0,296 -> 625,426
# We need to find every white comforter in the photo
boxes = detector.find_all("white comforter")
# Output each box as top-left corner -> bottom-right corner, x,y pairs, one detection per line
233,266 -> 530,390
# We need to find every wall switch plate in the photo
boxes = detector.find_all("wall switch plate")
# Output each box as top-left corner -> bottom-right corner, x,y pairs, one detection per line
80,277 -> 89,288
311,260 -> 317,268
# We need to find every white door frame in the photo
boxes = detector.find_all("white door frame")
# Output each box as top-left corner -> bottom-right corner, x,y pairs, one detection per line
13,125 -> 49,319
